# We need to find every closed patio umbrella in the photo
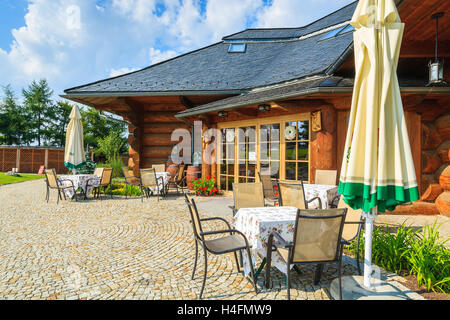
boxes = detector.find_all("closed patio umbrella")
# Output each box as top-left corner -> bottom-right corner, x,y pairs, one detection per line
338,0 -> 419,291
64,105 -> 86,173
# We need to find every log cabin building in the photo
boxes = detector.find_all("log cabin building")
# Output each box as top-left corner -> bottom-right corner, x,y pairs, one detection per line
62,0 -> 450,213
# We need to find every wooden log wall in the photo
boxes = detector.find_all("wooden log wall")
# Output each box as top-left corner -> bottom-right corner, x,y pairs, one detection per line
128,104 -> 190,172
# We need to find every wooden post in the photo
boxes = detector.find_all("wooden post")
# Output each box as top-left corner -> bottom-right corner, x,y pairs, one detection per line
16,148 -> 21,173
44,148 -> 49,169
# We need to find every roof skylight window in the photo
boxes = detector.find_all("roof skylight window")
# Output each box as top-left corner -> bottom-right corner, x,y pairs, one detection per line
228,43 -> 246,53
319,26 -> 345,41
338,24 -> 355,35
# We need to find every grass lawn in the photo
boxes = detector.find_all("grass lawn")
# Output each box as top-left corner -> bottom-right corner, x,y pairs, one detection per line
0,172 -> 45,185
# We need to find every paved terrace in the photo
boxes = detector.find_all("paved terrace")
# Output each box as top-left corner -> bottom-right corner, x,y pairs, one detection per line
0,179 -> 433,300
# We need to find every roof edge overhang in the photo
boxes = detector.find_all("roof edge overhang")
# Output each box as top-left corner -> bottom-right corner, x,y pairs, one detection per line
61,89 -> 245,100
176,86 -> 450,118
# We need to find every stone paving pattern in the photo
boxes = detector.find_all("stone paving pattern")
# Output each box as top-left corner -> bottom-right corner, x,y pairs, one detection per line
0,179 -> 423,300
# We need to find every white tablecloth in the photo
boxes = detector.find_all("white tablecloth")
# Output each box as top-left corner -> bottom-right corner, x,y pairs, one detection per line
234,206 -> 298,276
147,172 -> 169,195
59,174 -> 100,199
303,184 -> 338,209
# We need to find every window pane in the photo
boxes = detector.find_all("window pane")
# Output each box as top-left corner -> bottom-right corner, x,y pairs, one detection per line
227,176 -> 234,190
220,164 -> 226,175
286,162 -> 296,180
270,161 -> 280,179
260,125 -> 269,142
270,142 -> 280,160
227,164 -> 234,175
239,164 -> 246,176
297,162 -> 308,181
297,121 -> 309,140
248,164 -> 256,177
286,142 -> 296,160
297,142 -> 309,160
285,122 -> 297,140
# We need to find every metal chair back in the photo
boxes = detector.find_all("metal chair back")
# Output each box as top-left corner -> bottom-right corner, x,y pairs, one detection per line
291,209 -> 347,263
277,181 -> 308,209
93,167 -> 104,179
44,169 -> 59,188
315,170 -> 337,186
232,182 -> 265,211
184,194 -> 203,241
140,168 -> 158,187
152,164 -> 166,172
100,168 -> 113,186
338,197 -> 363,242
258,172 -> 276,200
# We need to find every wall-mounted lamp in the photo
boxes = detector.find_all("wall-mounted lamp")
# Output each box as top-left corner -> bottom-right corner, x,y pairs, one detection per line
428,12 -> 447,86
218,111 -> 228,118
257,104 -> 271,112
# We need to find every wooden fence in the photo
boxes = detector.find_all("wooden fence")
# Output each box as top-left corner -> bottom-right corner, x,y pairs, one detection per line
0,146 -> 67,174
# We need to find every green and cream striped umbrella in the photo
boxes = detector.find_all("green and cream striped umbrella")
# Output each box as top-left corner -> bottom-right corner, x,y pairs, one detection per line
64,105 -> 86,171
337,0 -> 419,289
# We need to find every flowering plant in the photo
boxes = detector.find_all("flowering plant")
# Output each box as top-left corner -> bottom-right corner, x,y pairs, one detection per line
192,176 -> 218,196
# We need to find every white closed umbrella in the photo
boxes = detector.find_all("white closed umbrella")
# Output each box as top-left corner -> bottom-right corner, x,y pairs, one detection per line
335,0 -> 420,298
64,105 -> 86,173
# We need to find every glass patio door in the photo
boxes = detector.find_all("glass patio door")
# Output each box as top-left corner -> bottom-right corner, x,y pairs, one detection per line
237,126 -> 256,183
259,123 -> 280,179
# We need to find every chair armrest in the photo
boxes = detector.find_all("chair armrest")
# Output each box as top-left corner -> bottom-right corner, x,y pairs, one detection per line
306,196 -> 323,209
57,178 -> 75,188
200,217 -> 232,230
340,239 -> 351,246
272,232 -> 293,248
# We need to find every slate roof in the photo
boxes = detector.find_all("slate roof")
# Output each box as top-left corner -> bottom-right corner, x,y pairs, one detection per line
64,1 -> 357,95
175,76 -> 354,118
222,2 -> 357,41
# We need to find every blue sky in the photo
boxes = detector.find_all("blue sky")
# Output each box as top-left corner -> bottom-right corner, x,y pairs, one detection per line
0,0 -> 354,100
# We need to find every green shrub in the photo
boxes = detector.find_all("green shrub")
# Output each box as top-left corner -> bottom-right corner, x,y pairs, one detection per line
77,152 -> 96,174
101,180 -> 141,196
96,156 -> 125,178
348,221 -> 450,293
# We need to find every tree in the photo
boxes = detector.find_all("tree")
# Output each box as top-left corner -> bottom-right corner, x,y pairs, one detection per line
0,85 -> 30,145
42,101 -> 73,147
22,79 -> 53,146
96,131 -> 126,163
81,108 -> 127,153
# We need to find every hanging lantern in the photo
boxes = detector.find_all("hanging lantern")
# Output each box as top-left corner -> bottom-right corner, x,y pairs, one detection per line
427,12 -> 447,86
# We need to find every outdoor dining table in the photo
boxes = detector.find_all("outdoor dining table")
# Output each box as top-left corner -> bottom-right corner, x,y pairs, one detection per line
59,174 -> 101,199
302,184 -> 338,209
233,206 -> 299,279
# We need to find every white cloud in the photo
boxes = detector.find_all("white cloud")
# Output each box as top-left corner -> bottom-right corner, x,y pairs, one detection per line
109,67 -> 140,77
0,0 -> 355,98
149,48 -> 178,65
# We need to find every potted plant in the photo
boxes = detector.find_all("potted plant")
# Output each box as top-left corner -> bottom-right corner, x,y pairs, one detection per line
192,175 -> 218,196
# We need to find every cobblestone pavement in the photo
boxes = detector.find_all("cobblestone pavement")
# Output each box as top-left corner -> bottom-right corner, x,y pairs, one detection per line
0,179 -> 421,300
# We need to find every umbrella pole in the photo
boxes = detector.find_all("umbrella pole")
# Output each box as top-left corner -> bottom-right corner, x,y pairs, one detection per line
362,207 -> 377,289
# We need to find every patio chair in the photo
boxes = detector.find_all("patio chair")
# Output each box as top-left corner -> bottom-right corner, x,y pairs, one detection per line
84,167 -> 103,199
258,172 -> 278,206
165,164 -> 186,195
265,208 -> 347,300
93,168 -> 113,200
277,180 -> 323,209
44,169 -> 76,204
151,164 -> 166,172
315,169 -> 337,186
184,194 -> 258,299
121,167 -> 141,199
230,182 -> 265,216
338,197 -> 364,275
140,168 -> 165,202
